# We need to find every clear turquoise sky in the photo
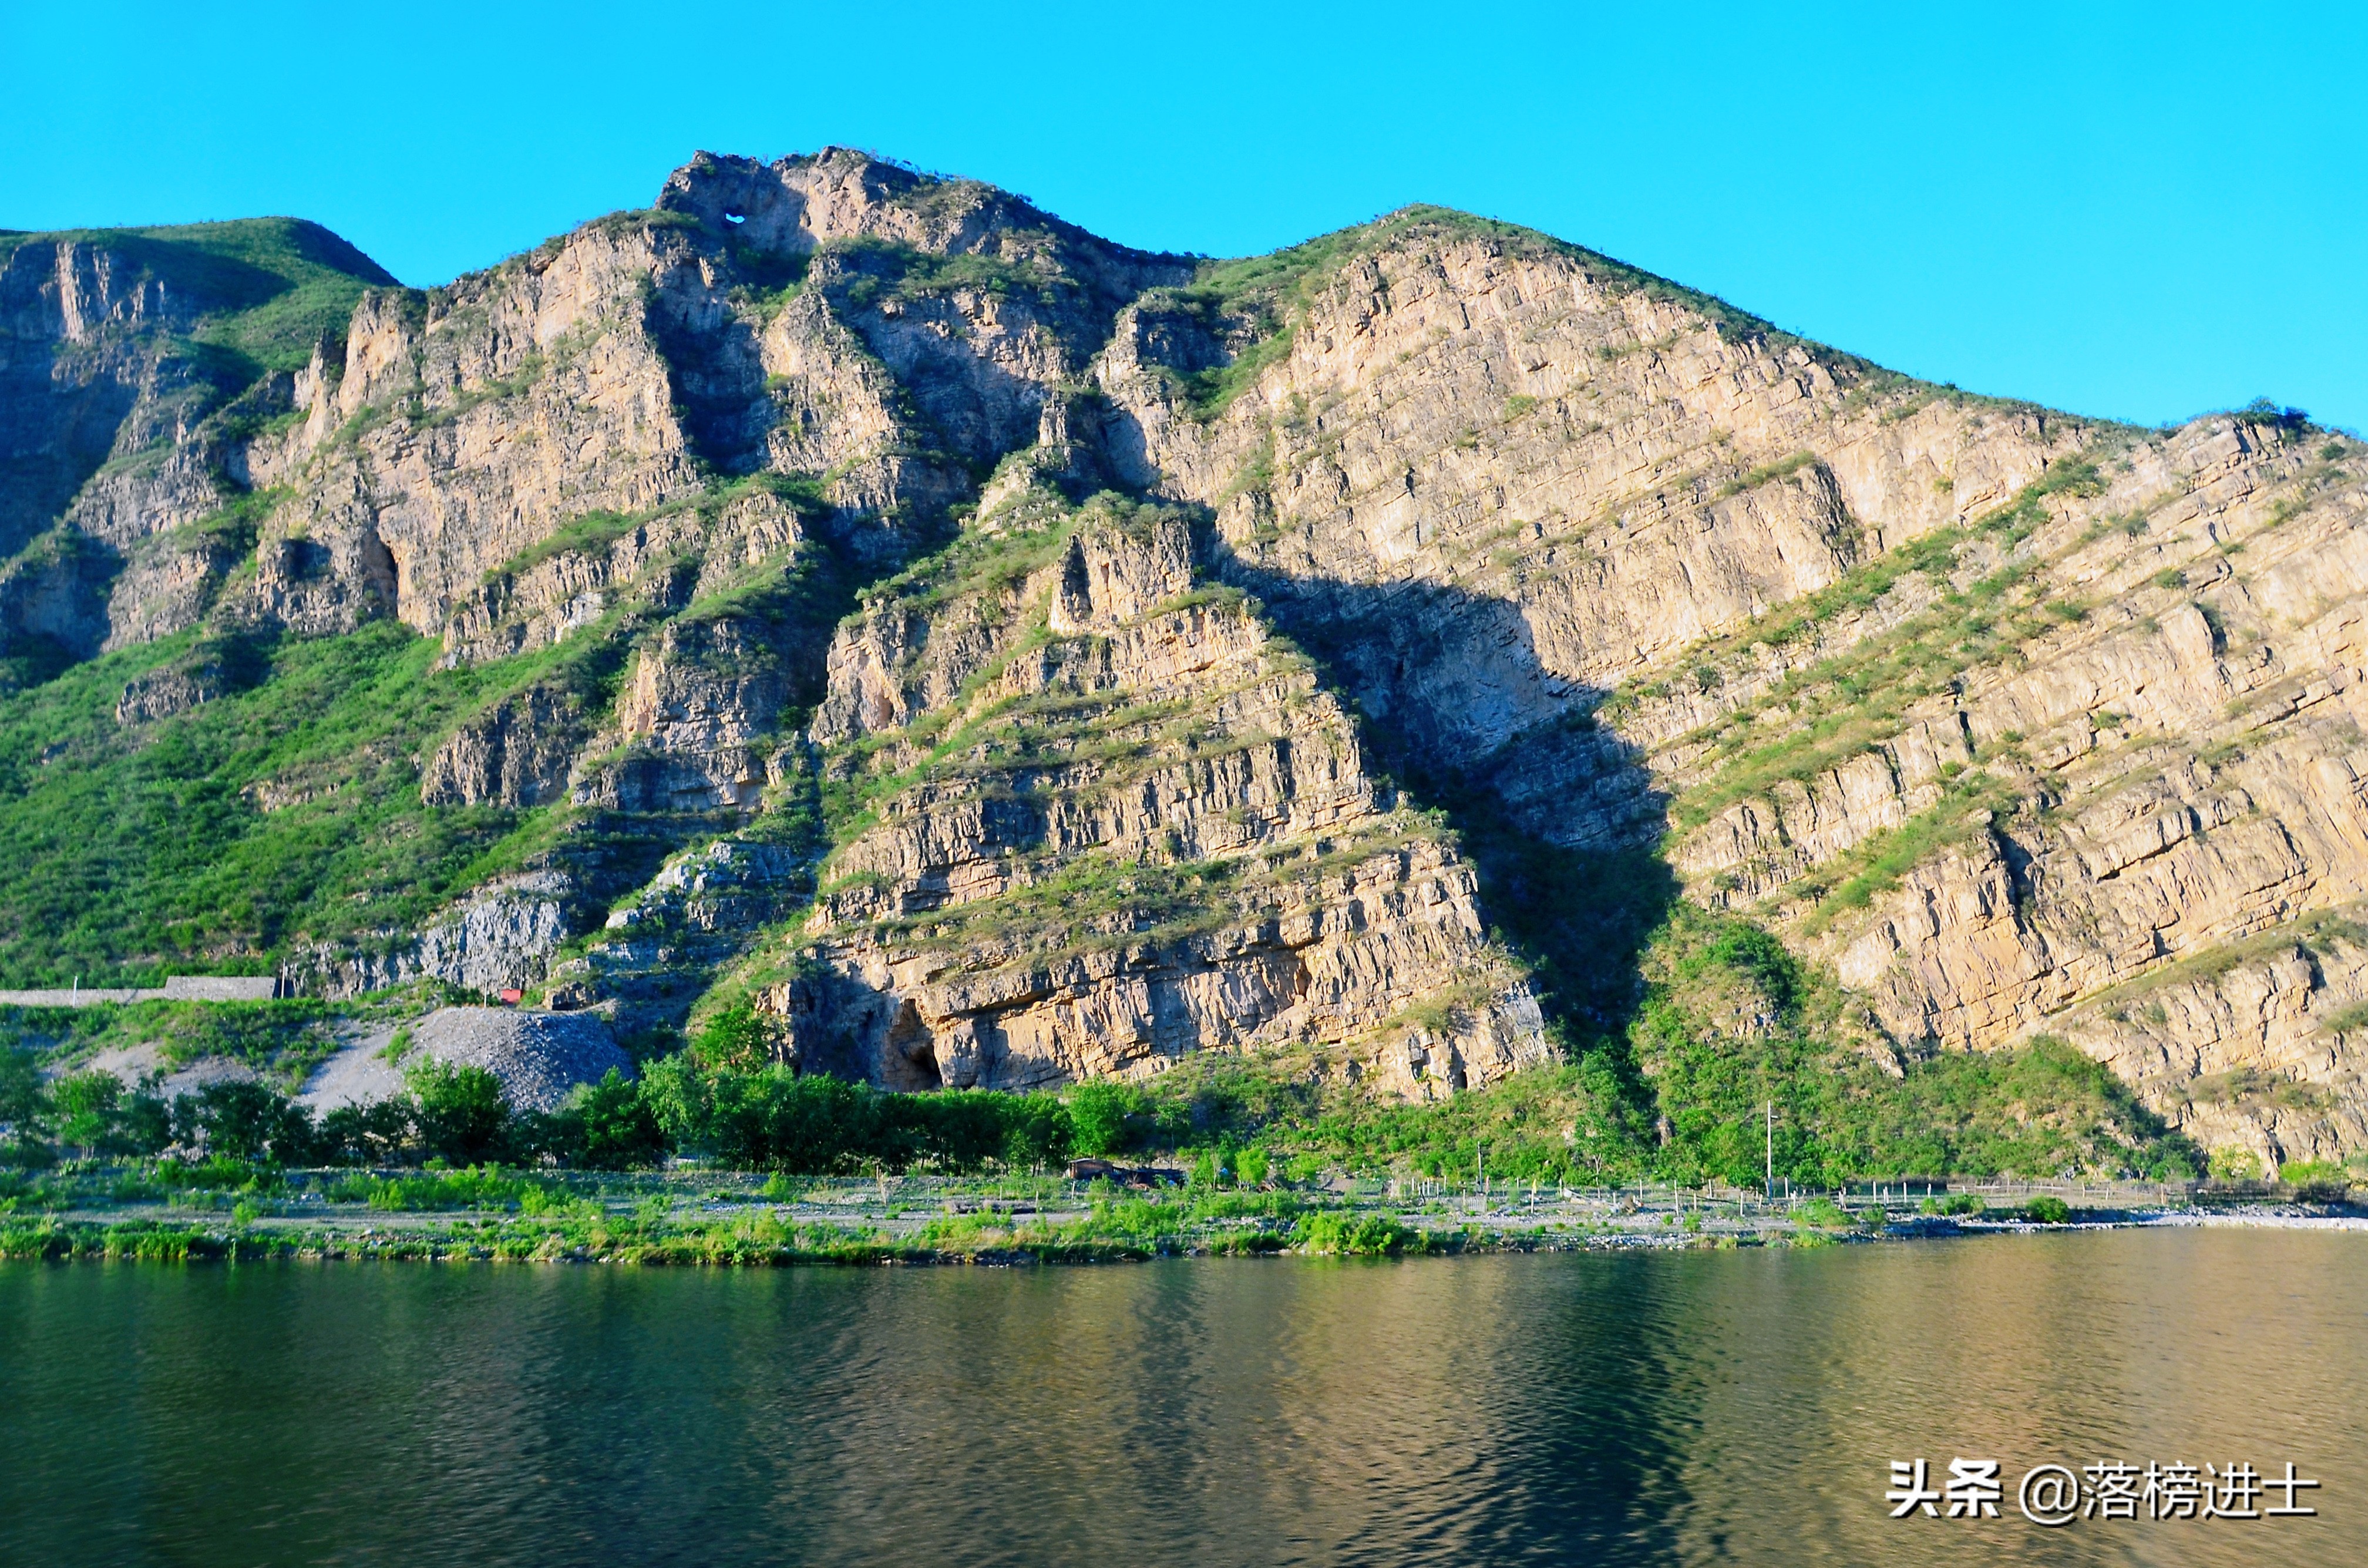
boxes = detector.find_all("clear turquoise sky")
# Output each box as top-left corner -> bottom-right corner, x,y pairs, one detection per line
6,2 -> 2362,430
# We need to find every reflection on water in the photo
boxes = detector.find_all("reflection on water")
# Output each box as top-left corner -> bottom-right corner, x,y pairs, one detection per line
1,1231 -> 2360,1566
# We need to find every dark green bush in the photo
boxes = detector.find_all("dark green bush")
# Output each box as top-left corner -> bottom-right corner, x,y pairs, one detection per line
405,1060 -> 512,1165
547,1068 -> 667,1170
187,1080 -> 314,1163
641,1057 -> 1072,1174
1297,1211 -> 1425,1256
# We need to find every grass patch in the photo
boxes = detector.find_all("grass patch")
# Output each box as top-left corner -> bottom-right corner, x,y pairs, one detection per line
0,623 -> 550,982
2,218 -> 395,382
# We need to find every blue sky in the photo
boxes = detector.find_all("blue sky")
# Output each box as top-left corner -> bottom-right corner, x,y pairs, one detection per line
5,1 -> 2362,430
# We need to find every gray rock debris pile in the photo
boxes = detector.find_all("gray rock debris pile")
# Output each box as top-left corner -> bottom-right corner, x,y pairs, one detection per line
304,1007 -> 632,1113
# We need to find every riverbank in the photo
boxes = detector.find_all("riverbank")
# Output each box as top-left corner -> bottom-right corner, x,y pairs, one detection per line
5,1165 -> 2362,1266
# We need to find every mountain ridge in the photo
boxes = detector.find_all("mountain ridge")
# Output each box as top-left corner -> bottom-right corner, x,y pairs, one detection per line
2,147 -> 2360,1179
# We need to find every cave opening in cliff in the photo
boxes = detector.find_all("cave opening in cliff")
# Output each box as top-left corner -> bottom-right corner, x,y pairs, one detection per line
886,1000 -> 943,1091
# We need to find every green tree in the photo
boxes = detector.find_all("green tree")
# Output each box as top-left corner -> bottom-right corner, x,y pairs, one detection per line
116,1089 -> 176,1156
0,1048 -> 44,1131
638,1052 -> 717,1153
406,1060 -> 512,1165
559,1069 -> 667,1170
190,1080 -> 314,1162
997,1093 -> 1072,1170
52,1069 -> 123,1157
694,1002 -> 786,1071
316,1099 -> 415,1165
1066,1080 -> 1148,1157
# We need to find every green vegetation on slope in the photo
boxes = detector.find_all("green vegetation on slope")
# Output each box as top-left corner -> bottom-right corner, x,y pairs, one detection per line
2,217 -> 397,385
1626,907 -> 2198,1183
0,471 -> 872,988
1,998 -> 341,1086
0,894 -> 2201,1186
0,624 -> 544,984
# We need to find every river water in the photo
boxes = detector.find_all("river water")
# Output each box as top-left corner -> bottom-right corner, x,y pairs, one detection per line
1,1229 -> 2361,1566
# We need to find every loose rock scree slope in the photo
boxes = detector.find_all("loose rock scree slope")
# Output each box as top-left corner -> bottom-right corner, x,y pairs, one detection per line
3,149 -> 2363,1169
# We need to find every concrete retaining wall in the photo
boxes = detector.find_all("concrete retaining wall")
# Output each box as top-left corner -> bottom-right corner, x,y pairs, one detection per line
162,976 -> 280,1001
0,975 -> 282,1007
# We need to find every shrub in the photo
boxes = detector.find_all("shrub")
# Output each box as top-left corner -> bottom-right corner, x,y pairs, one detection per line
187,1080 -> 314,1163
1297,1210 -> 1425,1256
2024,1194 -> 2073,1224
115,1091 -> 175,1156
641,1057 -> 1071,1174
156,1154 -> 275,1190
352,1167 -> 532,1211
2209,1146 -> 2264,1182
314,1099 -> 414,1165
1795,1196 -> 1854,1229
2276,1159 -> 2352,1200
406,1060 -> 512,1165
550,1069 -> 666,1170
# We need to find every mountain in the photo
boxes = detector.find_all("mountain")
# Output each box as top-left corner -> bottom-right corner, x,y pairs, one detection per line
3,148 -> 2360,1178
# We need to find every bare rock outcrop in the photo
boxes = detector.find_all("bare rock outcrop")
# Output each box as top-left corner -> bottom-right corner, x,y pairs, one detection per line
298,873 -> 581,999
23,160 -> 2368,1145
1096,211 -> 2368,1154
776,494 -> 1549,1096
421,684 -> 593,807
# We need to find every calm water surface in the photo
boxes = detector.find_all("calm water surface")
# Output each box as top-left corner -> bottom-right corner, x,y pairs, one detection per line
2,1230 -> 2362,1566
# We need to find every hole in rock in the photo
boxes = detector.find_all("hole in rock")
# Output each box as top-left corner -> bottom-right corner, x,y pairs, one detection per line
886,1000 -> 943,1090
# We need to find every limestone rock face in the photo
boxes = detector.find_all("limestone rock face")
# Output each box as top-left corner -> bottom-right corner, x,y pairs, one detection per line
421,684 -> 591,807
0,224 -> 395,672
298,872 -> 583,998
1,237 -> 198,561
230,148 -> 1190,652
18,162 -> 2368,1140
579,612 -> 795,812
781,496 -> 1548,1096
1098,213 -> 2368,1154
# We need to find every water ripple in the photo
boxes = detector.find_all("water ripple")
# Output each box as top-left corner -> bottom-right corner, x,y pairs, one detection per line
1,1232 -> 2361,1567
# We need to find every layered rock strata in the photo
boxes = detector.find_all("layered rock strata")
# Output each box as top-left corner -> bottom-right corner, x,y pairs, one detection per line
1098,214 -> 2368,1156
12,158 -> 2368,1146
774,494 -> 1546,1096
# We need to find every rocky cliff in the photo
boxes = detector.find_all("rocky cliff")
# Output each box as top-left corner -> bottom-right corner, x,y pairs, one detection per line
5,152 -> 2364,1170
0,219 -> 395,684
771,492 -> 1544,1096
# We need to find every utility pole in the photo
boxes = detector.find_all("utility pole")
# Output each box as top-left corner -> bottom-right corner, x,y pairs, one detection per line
1764,1099 -> 1774,1203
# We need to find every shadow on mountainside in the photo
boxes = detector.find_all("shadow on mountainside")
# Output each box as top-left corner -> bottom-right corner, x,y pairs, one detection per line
1213,547 -> 1679,1056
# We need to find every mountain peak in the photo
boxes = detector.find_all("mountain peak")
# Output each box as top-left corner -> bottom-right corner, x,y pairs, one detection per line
0,154 -> 2357,1179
